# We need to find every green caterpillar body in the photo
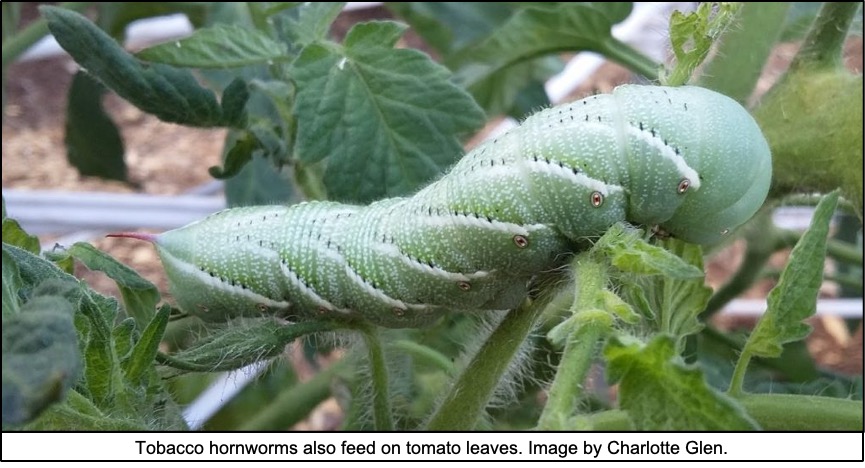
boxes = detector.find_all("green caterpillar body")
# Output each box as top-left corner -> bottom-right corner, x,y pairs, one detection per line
128,85 -> 772,328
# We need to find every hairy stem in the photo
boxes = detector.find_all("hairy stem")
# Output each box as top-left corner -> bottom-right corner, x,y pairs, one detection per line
392,340 -> 456,375
537,319 -> 609,429
426,300 -> 542,430
790,2 -> 860,72
537,257 -> 611,430
586,393 -> 863,430
727,348 -> 753,397
778,229 -> 863,266
698,2 -> 789,102
358,325 -> 393,431
737,393 -> 863,430
240,360 -> 349,430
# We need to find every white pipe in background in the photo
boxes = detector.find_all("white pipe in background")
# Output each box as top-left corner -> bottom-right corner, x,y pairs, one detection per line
3,190 -> 225,235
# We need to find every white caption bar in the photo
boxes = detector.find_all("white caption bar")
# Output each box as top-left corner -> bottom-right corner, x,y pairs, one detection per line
2,432 -> 862,462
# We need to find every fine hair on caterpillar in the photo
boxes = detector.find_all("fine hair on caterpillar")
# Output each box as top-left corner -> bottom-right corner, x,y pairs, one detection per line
110,84 -> 772,328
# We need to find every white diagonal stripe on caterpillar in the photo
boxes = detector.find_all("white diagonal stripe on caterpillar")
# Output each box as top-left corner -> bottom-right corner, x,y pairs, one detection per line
373,242 -> 493,282
342,263 -> 430,311
625,124 -> 701,190
445,155 -> 623,199
159,248 -> 291,309
522,158 -> 624,196
278,260 -> 351,314
411,208 -> 548,237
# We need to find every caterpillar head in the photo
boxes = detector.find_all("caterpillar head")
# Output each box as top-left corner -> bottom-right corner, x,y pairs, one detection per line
615,85 -> 772,245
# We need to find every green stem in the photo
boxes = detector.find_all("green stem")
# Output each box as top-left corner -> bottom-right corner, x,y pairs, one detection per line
778,229 -> 863,266
702,325 -> 810,382
698,2 -> 790,102
727,347 -> 753,397
585,393 -> 863,430
240,360 -> 349,430
536,320 -> 608,429
825,272 -> 864,291
600,38 -> 660,80
582,409 -> 632,430
358,325 -> 393,431
392,340 -> 456,375
2,2 -> 91,70
537,257 -> 610,430
790,2 -> 860,72
739,393 -> 863,430
2,4 -> 19,43
155,352 -> 240,373
760,268 -> 863,291
426,300 -> 541,430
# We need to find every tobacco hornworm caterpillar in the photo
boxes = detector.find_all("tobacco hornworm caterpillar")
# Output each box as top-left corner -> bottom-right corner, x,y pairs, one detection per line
112,85 -> 772,328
